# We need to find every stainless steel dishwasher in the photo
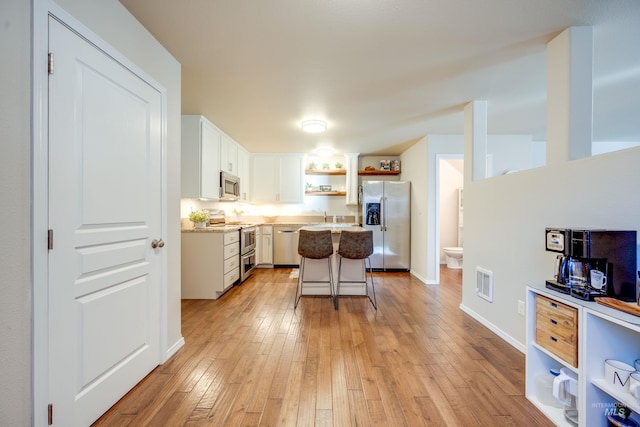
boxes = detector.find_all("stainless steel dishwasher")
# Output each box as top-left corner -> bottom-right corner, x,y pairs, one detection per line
273,226 -> 301,266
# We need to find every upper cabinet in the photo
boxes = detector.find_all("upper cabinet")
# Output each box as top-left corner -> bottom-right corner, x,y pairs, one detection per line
237,145 -> 250,202
220,134 -> 238,175
182,115 -> 250,200
251,154 -> 304,203
181,115 -> 221,199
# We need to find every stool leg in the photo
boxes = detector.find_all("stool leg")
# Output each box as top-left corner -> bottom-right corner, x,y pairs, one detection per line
366,257 -> 377,310
327,257 -> 336,309
294,257 -> 305,308
335,256 -> 343,309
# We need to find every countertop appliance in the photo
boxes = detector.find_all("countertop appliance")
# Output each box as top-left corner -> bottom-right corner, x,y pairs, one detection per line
220,171 -> 240,201
545,228 -> 637,301
273,225 -> 301,267
361,181 -> 410,271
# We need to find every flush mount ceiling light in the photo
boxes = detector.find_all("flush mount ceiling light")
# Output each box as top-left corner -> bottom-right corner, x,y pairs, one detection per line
301,120 -> 327,133
314,147 -> 335,157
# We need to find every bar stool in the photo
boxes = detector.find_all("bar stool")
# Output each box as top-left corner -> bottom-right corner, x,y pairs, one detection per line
335,230 -> 377,310
294,229 -> 336,309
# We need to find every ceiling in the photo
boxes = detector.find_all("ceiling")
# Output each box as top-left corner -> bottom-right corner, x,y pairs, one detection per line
120,0 -> 640,156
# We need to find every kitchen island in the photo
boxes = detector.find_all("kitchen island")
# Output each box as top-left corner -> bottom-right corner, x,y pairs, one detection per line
297,225 -> 368,296
181,222 -> 368,298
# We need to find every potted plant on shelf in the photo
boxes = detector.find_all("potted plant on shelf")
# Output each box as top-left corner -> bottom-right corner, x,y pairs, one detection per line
334,162 -> 343,169
189,209 -> 210,229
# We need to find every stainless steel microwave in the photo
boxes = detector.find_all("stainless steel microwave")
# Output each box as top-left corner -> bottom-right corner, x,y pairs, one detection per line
220,171 -> 240,201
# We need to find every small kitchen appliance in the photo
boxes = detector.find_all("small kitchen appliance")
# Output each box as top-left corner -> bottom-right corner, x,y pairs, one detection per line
545,228 -> 637,301
220,171 -> 240,201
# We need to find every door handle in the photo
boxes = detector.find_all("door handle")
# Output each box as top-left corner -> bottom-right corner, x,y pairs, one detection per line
151,239 -> 165,249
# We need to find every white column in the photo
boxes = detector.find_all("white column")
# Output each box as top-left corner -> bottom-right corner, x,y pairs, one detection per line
547,26 -> 593,164
344,153 -> 360,206
464,100 -> 488,181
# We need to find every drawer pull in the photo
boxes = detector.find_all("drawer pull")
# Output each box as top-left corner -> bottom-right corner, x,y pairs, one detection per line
550,336 -> 558,342
550,302 -> 558,308
550,319 -> 558,325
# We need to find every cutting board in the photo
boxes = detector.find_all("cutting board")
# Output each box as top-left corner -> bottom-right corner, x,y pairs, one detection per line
595,297 -> 640,317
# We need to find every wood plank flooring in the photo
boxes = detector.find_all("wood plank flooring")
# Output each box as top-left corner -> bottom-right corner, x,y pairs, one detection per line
93,267 -> 553,426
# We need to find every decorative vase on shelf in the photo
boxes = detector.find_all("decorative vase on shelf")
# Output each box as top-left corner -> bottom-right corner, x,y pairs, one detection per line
194,222 -> 207,229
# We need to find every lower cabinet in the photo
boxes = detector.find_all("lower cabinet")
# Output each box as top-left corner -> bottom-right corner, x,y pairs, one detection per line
257,225 -> 273,266
181,231 -> 240,299
526,286 -> 640,426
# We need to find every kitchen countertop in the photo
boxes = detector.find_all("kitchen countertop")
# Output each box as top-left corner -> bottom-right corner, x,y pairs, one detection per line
181,222 -> 362,233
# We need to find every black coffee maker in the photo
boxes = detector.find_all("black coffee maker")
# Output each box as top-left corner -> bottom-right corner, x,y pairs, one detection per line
545,228 -> 638,301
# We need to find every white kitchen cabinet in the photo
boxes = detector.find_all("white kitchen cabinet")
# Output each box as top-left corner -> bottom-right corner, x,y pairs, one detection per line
526,285 -> 640,427
258,225 -> 273,266
181,115 -> 221,199
237,145 -> 250,202
220,133 -> 238,175
251,154 -> 304,203
181,230 -> 240,299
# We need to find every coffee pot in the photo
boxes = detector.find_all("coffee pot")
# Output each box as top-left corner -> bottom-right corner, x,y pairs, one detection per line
554,255 -> 568,284
567,257 -> 589,288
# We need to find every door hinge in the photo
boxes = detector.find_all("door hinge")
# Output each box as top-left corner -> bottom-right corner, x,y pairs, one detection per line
48,403 -> 53,425
48,52 -> 54,74
48,229 -> 53,250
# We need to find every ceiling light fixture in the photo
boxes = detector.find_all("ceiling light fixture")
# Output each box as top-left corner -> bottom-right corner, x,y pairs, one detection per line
301,120 -> 327,133
314,147 -> 335,157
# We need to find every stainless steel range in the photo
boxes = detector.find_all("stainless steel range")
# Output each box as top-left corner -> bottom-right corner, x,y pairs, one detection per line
208,210 -> 256,283
239,225 -> 257,283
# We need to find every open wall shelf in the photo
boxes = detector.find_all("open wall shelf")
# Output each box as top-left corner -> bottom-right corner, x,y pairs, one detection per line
358,170 -> 400,176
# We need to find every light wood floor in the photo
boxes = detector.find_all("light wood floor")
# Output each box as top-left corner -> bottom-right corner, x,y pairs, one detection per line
93,267 -> 552,426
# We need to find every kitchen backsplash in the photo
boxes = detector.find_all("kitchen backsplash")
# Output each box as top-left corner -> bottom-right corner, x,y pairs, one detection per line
180,198 -> 359,225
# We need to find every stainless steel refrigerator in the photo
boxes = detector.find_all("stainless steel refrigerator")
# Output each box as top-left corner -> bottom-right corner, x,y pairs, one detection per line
361,181 -> 410,270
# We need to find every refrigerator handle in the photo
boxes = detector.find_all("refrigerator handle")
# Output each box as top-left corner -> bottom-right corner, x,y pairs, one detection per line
381,196 -> 388,231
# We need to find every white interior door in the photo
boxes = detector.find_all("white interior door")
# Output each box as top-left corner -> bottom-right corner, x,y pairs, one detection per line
48,16 -> 163,426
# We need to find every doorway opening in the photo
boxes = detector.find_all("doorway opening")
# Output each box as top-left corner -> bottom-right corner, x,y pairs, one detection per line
435,155 -> 464,284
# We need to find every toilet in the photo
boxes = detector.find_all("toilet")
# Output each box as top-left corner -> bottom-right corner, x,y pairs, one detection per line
443,247 -> 463,269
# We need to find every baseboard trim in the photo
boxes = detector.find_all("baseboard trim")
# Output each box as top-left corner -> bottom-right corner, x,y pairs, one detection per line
410,270 -> 432,285
458,303 -> 526,354
163,336 -> 185,363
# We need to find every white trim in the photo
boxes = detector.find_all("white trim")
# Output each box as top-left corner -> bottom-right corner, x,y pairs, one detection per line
458,303 -> 526,354
434,154 -> 464,285
32,0 -> 50,424
165,337 -> 186,362
33,1 -> 171,422
409,270 -> 433,285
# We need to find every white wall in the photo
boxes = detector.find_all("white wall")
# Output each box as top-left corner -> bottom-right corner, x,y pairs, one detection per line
0,1 -> 182,424
0,1 -> 32,424
460,21 -> 640,350
487,135 -> 535,176
400,138 -> 428,283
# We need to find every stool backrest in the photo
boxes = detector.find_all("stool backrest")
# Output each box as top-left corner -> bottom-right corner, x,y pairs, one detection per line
337,230 -> 374,259
298,229 -> 334,259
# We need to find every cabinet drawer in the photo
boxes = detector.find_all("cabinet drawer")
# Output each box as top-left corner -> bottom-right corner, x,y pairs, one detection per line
224,231 -> 240,245
535,295 -> 578,367
224,255 -> 239,273
224,268 -> 239,288
224,242 -> 240,259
